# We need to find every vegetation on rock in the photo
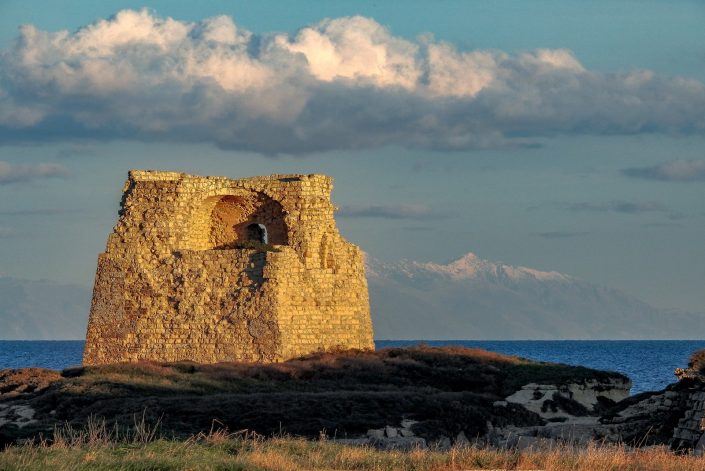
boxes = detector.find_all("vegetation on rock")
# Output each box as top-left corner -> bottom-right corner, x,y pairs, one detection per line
0,346 -> 628,449
215,240 -> 282,252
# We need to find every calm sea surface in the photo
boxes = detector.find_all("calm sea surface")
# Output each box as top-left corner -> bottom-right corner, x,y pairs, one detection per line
1,340 -> 703,395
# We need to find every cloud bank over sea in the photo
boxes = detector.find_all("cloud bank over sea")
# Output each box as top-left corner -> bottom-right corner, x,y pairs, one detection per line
622,159 -> 705,182
1,9 -> 704,154
0,161 -> 67,184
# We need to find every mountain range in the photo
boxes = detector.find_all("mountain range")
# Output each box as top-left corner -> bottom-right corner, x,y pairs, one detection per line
367,252 -> 705,340
2,251 -> 703,339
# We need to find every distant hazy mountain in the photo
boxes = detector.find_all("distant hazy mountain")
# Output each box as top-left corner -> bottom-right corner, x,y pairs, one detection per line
0,277 -> 90,340
367,252 -> 705,340
3,252 -> 703,340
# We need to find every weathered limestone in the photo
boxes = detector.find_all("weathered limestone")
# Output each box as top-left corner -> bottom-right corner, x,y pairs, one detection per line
83,170 -> 374,365
0,404 -> 37,429
504,378 -> 631,420
335,421 -> 427,450
672,390 -> 705,450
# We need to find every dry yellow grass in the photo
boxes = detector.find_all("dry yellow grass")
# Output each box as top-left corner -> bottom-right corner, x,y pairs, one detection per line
2,431 -> 705,471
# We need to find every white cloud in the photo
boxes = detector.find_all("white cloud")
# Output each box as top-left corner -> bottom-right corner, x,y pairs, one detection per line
534,231 -> 589,239
564,200 -> 684,220
622,159 -> 705,182
0,161 -> 68,184
337,204 -> 451,219
276,16 -> 420,89
0,9 -> 704,154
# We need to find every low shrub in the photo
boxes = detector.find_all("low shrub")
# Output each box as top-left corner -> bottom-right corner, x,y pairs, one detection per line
1,346 -> 627,445
215,240 -> 281,252
689,349 -> 705,375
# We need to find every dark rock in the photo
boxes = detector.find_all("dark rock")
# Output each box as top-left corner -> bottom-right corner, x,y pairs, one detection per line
370,436 -> 427,451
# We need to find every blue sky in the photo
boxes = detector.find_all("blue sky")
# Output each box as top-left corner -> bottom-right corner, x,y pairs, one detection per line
0,0 -> 704,313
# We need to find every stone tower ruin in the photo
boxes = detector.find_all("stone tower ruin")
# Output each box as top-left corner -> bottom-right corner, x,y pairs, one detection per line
83,170 -> 374,365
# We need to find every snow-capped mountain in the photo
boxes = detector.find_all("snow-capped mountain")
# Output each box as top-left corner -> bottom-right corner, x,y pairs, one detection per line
2,252 -> 703,340
366,252 -> 705,340
367,252 -> 571,284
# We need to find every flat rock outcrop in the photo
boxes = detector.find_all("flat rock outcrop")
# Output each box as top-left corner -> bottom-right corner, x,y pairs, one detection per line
504,378 -> 630,420
491,348 -> 705,452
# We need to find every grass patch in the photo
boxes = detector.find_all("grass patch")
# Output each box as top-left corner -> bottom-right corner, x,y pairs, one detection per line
2,432 -> 705,471
214,240 -> 281,252
1,346 -> 629,446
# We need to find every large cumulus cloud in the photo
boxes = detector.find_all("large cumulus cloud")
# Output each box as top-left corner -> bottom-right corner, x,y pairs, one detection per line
1,9 -> 704,154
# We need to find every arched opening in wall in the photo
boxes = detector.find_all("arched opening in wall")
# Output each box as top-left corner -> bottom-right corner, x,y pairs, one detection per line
186,192 -> 288,250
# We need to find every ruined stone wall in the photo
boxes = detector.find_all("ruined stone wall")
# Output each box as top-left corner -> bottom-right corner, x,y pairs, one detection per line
672,390 -> 705,450
83,170 -> 374,365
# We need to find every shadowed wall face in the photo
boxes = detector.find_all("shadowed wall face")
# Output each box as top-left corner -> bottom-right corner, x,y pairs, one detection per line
184,192 -> 288,251
208,195 -> 287,249
83,170 -> 374,365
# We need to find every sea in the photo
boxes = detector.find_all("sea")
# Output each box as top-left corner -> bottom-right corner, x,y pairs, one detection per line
1,340 -> 704,395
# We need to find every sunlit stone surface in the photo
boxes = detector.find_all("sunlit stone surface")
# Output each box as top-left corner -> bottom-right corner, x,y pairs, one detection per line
83,170 -> 373,365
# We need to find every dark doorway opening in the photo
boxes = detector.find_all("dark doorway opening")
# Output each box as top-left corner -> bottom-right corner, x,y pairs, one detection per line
246,223 -> 268,244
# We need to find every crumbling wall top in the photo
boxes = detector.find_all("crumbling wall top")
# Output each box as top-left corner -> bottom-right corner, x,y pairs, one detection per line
127,169 -> 332,187
113,170 -> 341,264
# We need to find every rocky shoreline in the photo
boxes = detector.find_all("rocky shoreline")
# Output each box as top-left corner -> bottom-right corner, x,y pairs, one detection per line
1,346 -> 704,454
335,350 -> 705,453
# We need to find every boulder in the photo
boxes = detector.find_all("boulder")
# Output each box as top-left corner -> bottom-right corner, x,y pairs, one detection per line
370,437 -> 427,451
455,431 -> 470,446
